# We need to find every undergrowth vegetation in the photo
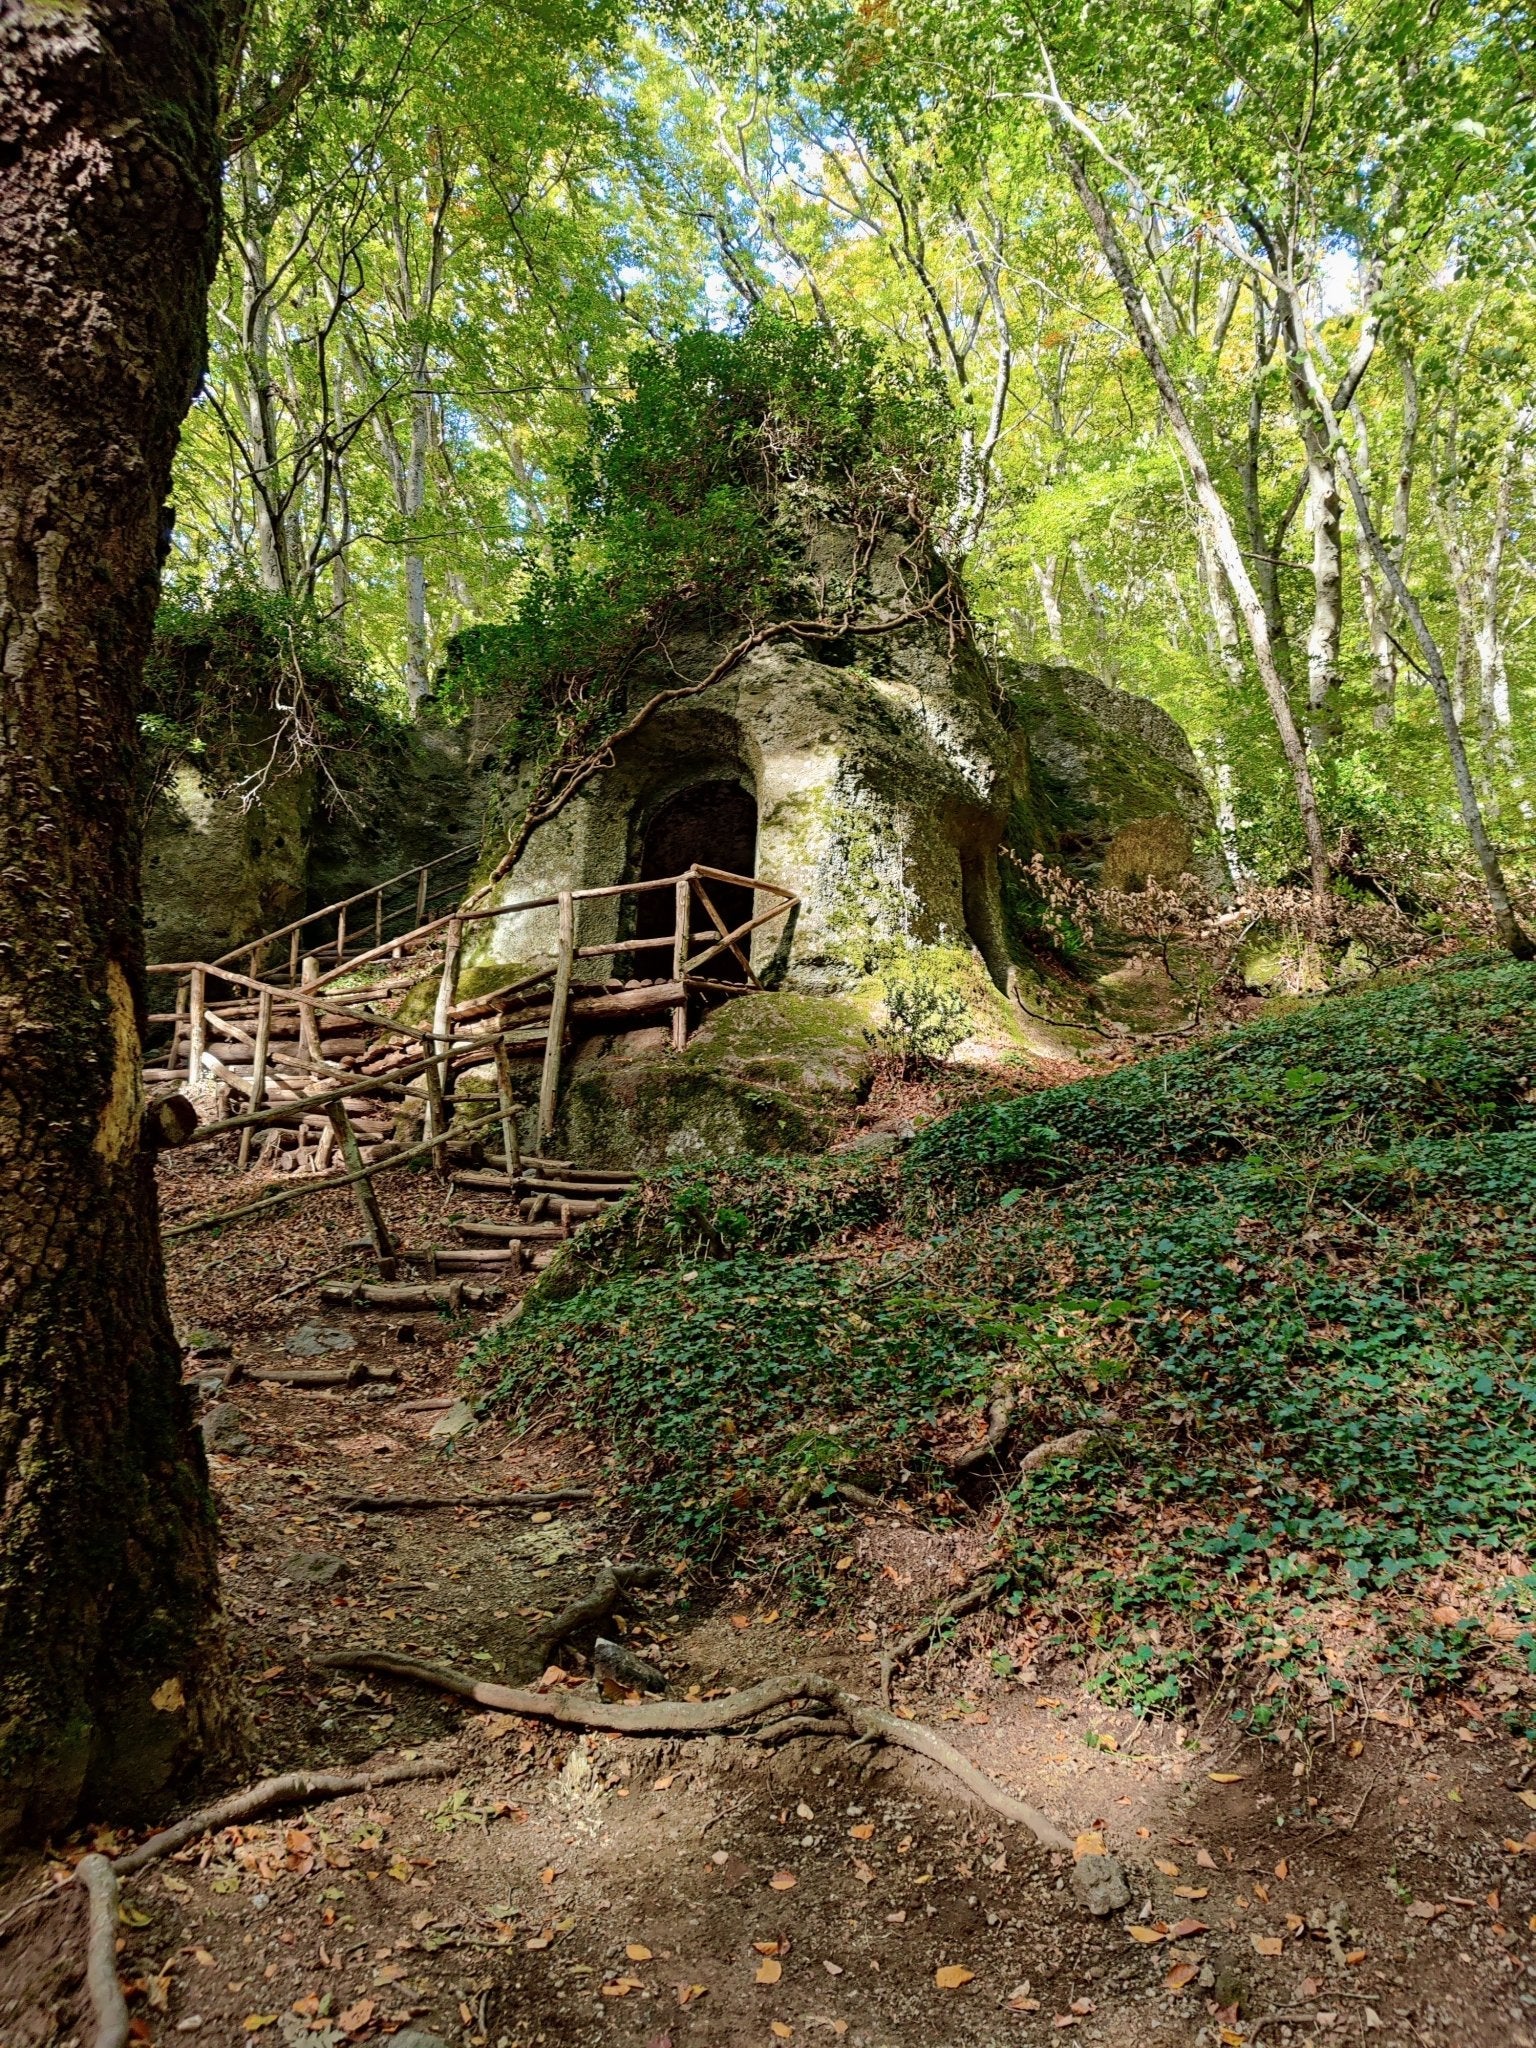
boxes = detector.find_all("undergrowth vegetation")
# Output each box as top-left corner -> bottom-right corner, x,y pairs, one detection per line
474,957 -> 1536,1729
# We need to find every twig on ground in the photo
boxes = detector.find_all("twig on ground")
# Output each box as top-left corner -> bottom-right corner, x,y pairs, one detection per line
75,1855 -> 128,2048
257,1258 -> 359,1307
316,1649 -> 1130,1913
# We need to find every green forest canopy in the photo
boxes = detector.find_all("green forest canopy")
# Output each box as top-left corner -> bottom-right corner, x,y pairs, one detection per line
171,0 -> 1536,895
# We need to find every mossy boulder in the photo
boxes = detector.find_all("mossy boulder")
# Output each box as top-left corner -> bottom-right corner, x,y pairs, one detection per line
1003,660 -> 1225,890
555,991 -> 876,1167
143,756 -> 311,965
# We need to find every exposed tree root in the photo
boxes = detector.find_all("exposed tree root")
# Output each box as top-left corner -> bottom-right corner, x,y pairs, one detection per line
950,1393 -> 1017,1471
880,1580 -> 995,1706
338,1488 -> 591,1513
530,1563 -> 662,1664
49,1761 -> 456,2047
753,1712 -> 855,1744
316,1649 -> 1130,1913
1019,1428 -> 1094,1476
114,1758 -> 452,1876
75,1855 -> 128,2048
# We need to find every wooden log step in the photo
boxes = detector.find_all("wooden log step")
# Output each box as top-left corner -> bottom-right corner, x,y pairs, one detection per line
411,1247 -> 524,1271
456,1220 -> 565,1242
319,1279 -> 503,1309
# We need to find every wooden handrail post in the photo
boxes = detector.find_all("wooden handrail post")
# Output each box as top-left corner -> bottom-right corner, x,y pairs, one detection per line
299,954 -> 321,1059
671,872 -> 692,1050
422,1052 -> 448,1174
537,892 -> 575,1150
416,866 -> 429,926
187,966 -> 206,1085
237,987 -> 273,1172
374,888 -> 384,947
169,977 -> 189,1073
288,926 -> 301,980
428,917 -> 463,1174
493,1037 -> 521,1182
335,903 -> 348,964
326,1101 -> 397,1278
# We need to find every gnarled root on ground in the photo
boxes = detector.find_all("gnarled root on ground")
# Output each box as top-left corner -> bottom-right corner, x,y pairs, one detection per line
534,1563 -> 662,1665
76,1855 -> 128,2048
316,1649 -> 1130,1916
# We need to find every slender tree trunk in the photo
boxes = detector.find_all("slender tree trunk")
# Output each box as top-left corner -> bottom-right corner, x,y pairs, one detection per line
1033,555 -> 1065,653
0,0 -> 239,1839
1052,128 -> 1331,897
403,386 -> 431,707
1309,376 -> 1532,954
1273,281 -> 1344,751
1349,403 -> 1398,729
1299,426 -> 1343,749
237,152 -> 290,595
1195,514 -> 1245,687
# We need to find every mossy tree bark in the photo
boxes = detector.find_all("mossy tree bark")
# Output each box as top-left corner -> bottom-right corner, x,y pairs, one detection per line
0,1 -> 240,1837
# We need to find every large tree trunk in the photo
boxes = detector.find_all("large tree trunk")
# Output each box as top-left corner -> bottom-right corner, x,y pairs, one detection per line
0,0 -> 238,1839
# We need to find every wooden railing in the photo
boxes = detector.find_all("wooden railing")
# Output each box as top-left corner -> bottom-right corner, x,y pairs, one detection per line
205,841 -> 480,988
146,863 -> 799,1172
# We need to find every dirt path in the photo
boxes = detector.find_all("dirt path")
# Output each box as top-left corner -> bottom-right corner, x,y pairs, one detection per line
3,1156 -> 1534,2048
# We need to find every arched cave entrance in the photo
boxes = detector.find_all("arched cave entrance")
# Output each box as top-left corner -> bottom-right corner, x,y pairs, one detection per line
634,778 -> 758,983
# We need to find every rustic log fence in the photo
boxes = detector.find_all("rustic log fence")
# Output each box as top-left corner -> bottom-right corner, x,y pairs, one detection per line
147,862 -> 798,1262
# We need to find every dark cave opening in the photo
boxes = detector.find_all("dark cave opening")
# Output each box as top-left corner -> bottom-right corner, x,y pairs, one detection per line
634,779 -> 758,982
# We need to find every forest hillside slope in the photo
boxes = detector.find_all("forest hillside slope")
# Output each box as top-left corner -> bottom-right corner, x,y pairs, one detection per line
479,957 -> 1536,1730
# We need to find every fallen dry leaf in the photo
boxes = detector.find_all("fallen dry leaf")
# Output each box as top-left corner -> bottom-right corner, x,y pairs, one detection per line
627,1943 -> 653,1961
850,1823 -> 874,1841
1154,1858 -> 1180,1877
1164,1963 -> 1197,1991
1208,1772 -> 1244,1784
1406,1901 -> 1445,1920
852,1860 -> 875,1885
1172,1886 -> 1209,1900
1127,1926 -> 1165,1945
934,1965 -> 975,1990
756,1959 -> 783,1985
601,1979 -> 644,1999
1195,1848 -> 1218,1870
1274,1859 -> 1289,1881
674,1983 -> 707,2007
337,2000 -> 374,2035
1072,1831 -> 1106,1862
1168,1919 -> 1209,1940
772,2024 -> 794,2039
769,1870 -> 797,1891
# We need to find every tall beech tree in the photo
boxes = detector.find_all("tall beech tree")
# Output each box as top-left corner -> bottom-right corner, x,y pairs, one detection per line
0,2 -> 238,1834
